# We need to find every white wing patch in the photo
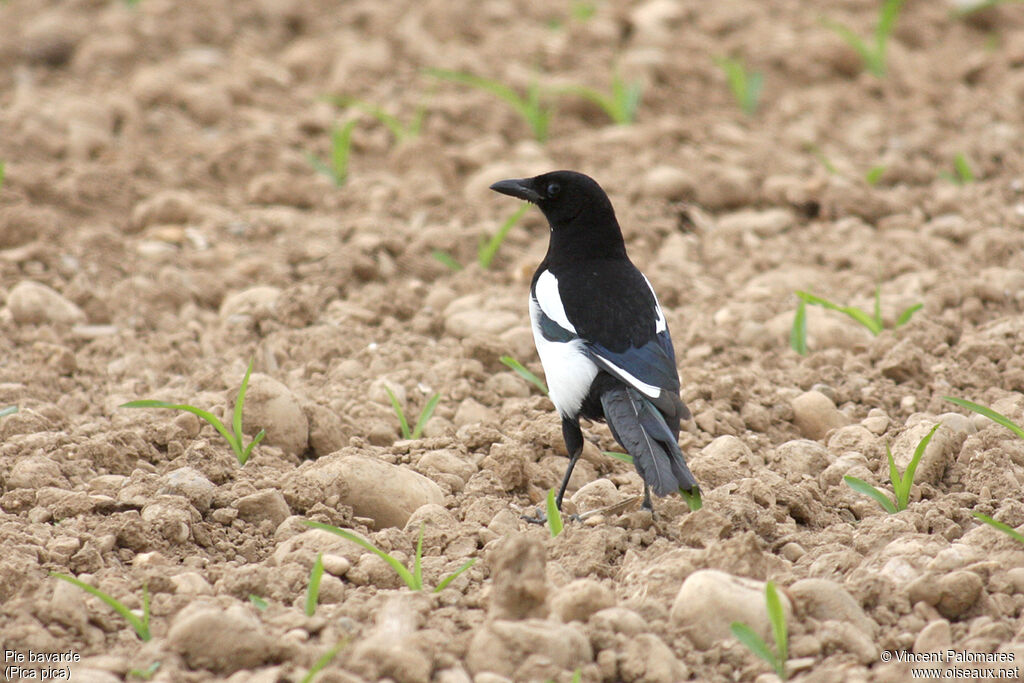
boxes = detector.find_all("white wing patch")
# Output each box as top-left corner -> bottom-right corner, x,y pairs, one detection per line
642,274 -> 667,333
530,296 -> 597,418
534,270 -> 577,334
591,355 -> 661,400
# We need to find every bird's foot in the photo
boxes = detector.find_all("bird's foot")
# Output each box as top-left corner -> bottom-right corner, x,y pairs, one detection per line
521,506 -> 581,525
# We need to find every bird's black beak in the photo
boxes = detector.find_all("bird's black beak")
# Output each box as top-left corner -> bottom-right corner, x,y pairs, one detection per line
489,178 -> 541,204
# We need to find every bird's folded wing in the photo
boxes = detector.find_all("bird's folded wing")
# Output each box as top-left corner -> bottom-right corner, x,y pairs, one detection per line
586,336 -> 684,418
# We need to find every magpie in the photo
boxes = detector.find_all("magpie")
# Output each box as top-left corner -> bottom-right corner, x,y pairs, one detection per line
489,170 -> 699,514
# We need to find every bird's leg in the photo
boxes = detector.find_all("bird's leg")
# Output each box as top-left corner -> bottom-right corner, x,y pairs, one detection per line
555,416 -> 584,509
523,417 -> 584,524
641,483 -> 657,519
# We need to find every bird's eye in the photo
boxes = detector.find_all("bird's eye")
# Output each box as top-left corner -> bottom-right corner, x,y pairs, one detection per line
546,182 -> 561,198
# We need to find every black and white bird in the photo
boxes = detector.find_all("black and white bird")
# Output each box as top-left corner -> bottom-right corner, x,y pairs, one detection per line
490,170 -> 699,514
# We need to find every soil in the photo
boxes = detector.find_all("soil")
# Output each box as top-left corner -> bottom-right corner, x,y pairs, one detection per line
2,1 -> 1024,682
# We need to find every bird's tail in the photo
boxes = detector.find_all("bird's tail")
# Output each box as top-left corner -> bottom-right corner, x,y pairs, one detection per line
600,384 -> 698,497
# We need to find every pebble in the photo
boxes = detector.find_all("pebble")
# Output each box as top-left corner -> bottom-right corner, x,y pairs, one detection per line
170,571 -> 214,596
141,496 -> 196,544
791,390 -> 849,440
158,467 -> 215,513
717,208 -> 794,237
466,619 -> 592,679
453,397 -> 499,427
218,286 -> 282,322
889,422 -> 956,487
862,409 -> 890,435
284,454 -> 444,529
771,440 -> 832,477
670,569 -> 793,648
7,281 -> 87,326
488,534 -> 548,620
321,553 -> 351,577
641,165 -> 695,200
619,633 -> 689,683
168,604 -> 275,673
789,578 -> 875,637
234,489 -> 291,527
550,579 -> 615,623
6,455 -> 68,489
570,479 -> 621,514
417,449 -> 478,482
241,373 -> 309,458
913,619 -> 952,653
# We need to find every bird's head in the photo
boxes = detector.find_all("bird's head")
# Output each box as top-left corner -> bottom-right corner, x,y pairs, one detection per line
489,170 -> 615,230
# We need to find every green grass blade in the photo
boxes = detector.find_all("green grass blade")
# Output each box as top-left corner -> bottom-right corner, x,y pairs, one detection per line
342,99 -> 408,141
306,552 -> 324,616
249,594 -> 269,611
0,405 -> 17,418
413,524 -> 424,591
603,450 -> 633,464
898,424 -> 940,510
499,355 -> 548,394
730,622 -> 778,671
121,400 -> 236,450
431,250 -> 463,271
823,20 -> 877,75
128,662 -> 161,680
843,475 -> 897,514
301,642 -> 346,683
428,68 -> 549,140
743,72 -> 763,116
865,165 -> 886,185
885,443 -> 902,501
384,387 -> 411,439
953,153 -> 975,183
302,521 -> 418,589
944,397 -> 1024,440
839,306 -> 882,334
894,303 -> 923,327
433,559 -> 476,593
546,488 -> 563,537
0,160 -> 5,190
790,299 -> 808,355
330,120 -> 357,186
680,487 -> 703,511
765,581 -> 788,668
411,393 -> 440,440
51,573 -> 151,641
233,359 -> 255,451
876,0 -> 906,47
240,429 -> 266,465
479,204 -> 527,268
794,290 -> 844,313
973,512 -> 1024,545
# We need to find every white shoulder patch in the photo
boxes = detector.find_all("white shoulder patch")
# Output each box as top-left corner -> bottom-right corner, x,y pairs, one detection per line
534,270 -> 577,334
642,273 -> 667,333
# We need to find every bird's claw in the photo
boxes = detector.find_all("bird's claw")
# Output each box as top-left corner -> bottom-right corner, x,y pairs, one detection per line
521,506 -> 580,525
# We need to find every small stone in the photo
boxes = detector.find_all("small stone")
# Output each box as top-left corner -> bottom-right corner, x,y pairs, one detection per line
168,604 -> 276,673
234,489 -> 291,527
890,422 -> 958,487
570,479 -> 621,514
670,570 -> 793,648
219,286 -> 281,322
158,467 -> 215,513
791,391 -> 849,440
6,455 -> 68,489
488,534 -> 548,620
283,453 -> 444,529
241,373 -> 309,458
140,496 -> 196,544
862,409 -> 890,435
717,208 -> 794,237
641,165 -> 695,200
619,633 -> 689,683
417,450 -> 478,482
914,620 -> 952,653
453,397 -> 498,427
789,578 -> 875,637
7,281 -> 87,326
550,579 -> 615,623
171,572 -> 214,596
321,553 -> 351,577
466,619 -> 592,679
936,571 -> 983,619
771,440 -> 832,478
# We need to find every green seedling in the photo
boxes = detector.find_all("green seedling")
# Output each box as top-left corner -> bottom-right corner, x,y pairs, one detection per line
953,0 -> 1024,17
556,72 -> 643,125
249,594 -> 269,611
500,355 -> 548,395
51,573 -> 150,641
428,68 -> 553,142
306,120 -> 358,187
329,97 -> 426,143
865,164 -> 887,185
844,423 -> 941,513
713,56 -> 763,116
306,552 -> 325,617
128,662 -> 160,680
940,152 -> 975,185
384,387 -> 440,440
0,160 -> 5,191
0,405 -> 17,418
303,521 -> 476,592
731,581 -> 789,680
790,287 -> 922,354
823,0 -> 906,78
973,512 -> 1024,545
121,358 -> 265,465
604,451 -> 703,511
301,642 -> 346,683
434,205 -> 529,271
546,488 -> 564,537
944,397 -> 1024,439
